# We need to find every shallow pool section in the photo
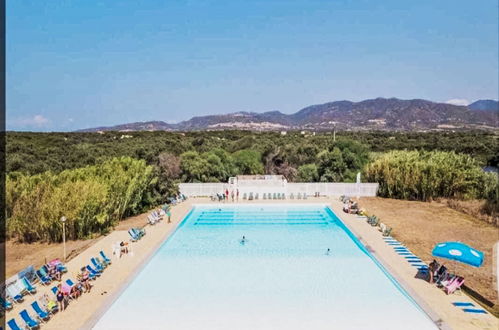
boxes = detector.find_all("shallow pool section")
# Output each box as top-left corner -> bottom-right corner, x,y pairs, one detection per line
94,205 -> 437,330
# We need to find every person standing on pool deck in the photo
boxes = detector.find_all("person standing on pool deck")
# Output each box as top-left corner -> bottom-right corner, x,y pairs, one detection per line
236,189 -> 239,201
231,190 -> 235,202
225,188 -> 229,201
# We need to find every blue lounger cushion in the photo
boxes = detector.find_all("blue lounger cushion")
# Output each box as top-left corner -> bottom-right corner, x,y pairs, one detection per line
462,308 -> 487,314
452,302 -> 474,307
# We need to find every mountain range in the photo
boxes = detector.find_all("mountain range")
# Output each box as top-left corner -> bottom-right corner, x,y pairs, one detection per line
78,98 -> 498,132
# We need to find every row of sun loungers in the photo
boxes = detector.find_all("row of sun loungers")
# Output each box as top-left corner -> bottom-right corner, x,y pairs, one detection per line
5,251 -> 113,330
242,192 -> 309,200
2,260 -> 69,311
166,194 -> 187,206
366,215 -> 392,236
147,209 -> 164,225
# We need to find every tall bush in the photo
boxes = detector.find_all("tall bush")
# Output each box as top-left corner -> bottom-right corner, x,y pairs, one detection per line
7,157 -> 156,242
365,150 -> 488,201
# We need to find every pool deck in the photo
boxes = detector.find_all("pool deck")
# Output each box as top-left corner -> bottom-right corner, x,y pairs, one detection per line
6,198 -> 498,330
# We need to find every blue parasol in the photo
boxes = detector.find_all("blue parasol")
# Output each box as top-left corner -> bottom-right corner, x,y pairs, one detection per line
432,242 -> 484,267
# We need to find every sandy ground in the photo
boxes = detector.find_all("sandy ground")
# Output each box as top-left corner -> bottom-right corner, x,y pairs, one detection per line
4,198 -> 498,330
6,209 -> 158,279
358,197 -> 498,311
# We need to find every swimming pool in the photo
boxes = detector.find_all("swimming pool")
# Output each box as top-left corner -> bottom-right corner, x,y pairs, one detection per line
93,204 -> 437,329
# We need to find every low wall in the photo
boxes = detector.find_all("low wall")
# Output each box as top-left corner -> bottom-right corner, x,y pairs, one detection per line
179,182 -> 379,197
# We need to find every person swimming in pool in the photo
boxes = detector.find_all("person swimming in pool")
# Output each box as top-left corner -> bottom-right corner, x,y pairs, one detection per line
326,248 -> 331,255
240,235 -> 246,245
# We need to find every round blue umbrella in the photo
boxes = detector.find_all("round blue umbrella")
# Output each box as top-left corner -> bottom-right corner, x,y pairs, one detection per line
432,242 -> 484,267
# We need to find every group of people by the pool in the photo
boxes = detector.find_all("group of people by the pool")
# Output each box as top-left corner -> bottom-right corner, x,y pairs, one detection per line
427,259 -> 465,294
52,266 -> 93,312
214,188 -> 240,202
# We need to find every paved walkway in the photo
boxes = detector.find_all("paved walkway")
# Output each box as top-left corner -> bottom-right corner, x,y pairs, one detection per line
5,198 -> 498,330
4,200 -> 194,330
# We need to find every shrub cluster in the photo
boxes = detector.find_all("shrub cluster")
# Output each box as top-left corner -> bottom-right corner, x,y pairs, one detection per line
6,157 -> 156,242
365,150 -> 497,202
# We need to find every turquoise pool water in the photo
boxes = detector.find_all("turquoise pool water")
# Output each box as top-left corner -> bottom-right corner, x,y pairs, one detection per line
94,204 -> 437,329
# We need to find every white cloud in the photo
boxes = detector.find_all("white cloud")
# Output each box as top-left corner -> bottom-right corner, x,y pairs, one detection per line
445,99 -> 470,106
8,114 -> 51,129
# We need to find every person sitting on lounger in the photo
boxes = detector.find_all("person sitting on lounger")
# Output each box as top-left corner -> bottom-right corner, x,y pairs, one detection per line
78,267 -> 92,292
48,264 -> 62,281
40,292 -> 58,313
70,284 -> 81,299
428,260 -> 439,283
120,241 -> 129,257
343,202 -> 349,213
434,264 -> 447,284
349,201 -> 359,214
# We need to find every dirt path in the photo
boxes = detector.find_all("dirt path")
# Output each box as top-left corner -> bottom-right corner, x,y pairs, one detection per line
358,197 -> 498,312
6,208 -> 159,278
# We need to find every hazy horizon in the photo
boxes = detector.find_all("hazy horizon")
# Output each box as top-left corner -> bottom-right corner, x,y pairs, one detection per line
7,1 -> 498,131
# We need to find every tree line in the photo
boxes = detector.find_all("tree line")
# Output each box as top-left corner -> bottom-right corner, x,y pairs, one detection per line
6,130 -> 497,176
5,130 -> 498,242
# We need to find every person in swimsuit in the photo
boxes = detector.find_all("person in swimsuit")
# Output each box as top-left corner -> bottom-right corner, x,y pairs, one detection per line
56,284 -> 65,311
78,267 -> 92,292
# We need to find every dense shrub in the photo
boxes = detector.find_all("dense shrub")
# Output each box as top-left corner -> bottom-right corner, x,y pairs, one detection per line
365,150 -> 492,201
6,157 -> 157,242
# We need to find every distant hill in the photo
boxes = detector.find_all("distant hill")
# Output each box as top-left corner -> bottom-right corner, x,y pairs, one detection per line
77,97 -> 498,132
79,121 -> 175,132
468,99 -> 498,112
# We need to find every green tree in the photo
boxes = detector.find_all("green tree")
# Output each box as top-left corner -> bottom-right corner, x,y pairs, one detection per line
297,164 -> 319,182
317,148 -> 347,182
233,149 -> 264,175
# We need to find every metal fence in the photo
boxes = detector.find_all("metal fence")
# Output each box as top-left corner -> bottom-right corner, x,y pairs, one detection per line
179,182 -> 379,197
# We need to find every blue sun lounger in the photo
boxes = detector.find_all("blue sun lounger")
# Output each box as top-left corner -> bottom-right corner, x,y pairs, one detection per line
35,269 -> 51,285
7,318 -> 23,330
91,258 -> 105,272
1,297 -> 13,310
31,301 -> 50,321
20,309 -> 40,329
21,278 -> 37,294
99,251 -> 112,265
128,229 -> 140,241
86,265 -> 101,277
132,227 -> 146,238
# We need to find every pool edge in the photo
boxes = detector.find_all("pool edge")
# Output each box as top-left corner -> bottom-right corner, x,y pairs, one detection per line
83,203 -> 451,330
80,206 -> 196,330
327,206 -> 452,330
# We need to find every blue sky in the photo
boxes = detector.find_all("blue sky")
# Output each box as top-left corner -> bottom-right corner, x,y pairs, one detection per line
7,0 -> 498,131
